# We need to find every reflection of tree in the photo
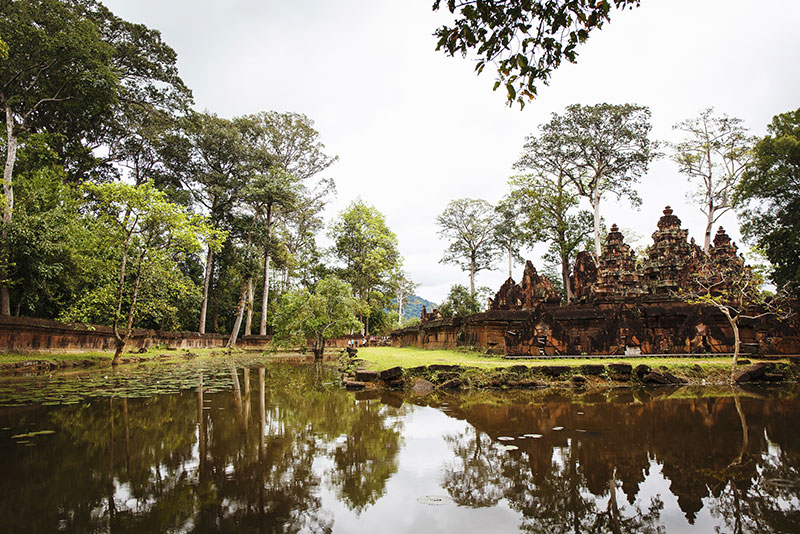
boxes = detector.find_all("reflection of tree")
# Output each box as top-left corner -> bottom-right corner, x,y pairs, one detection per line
0,363 -> 406,532
443,428 -> 507,506
327,398 -> 403,514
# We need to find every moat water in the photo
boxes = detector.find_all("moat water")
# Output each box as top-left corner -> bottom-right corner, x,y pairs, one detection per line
1,360 -> 799,533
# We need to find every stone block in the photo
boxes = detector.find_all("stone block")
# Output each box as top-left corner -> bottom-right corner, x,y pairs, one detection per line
608,363 -> 633,375
355,369 -> 380,382
379,366 -> 403,381
580,364 -> 605,376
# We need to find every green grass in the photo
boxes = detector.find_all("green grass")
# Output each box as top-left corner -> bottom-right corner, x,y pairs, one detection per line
0,347 -> 251,367
355,346 -> 753,372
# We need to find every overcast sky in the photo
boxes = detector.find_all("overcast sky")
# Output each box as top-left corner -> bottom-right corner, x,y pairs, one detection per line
103,0 -> 800,304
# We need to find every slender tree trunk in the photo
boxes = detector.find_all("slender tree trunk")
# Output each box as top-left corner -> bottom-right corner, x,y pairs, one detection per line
114,251 -> 146,365
259,204 -> 273,336
733,392 -> 749,465
245,278 -> 253,336
727,312 -> 741,383
507,241 -> 513,279
198,246 -> 213,334
397,291 -> 403,327
704,206 -> 714,254
592,191 -> 602,260
0,107 -> 18,316
227,279 -> 249,348
561,254 -> 572,304
469,260 -> 476,296
314,335 -> 325,360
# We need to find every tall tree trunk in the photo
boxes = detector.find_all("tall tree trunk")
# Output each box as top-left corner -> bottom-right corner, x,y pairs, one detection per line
469,260 -> 476,296
198,247 -> 214,334
244,278 -> 253,336
258,367 -> 265,458
397,291 -> 403,327
727,311 -> 741,383
227,279 -> 249,348
703,206 -> 714,254
259,204 -> 273,336
592,191 -> 602,260
561,254 -> 572,304
113,250 -> 145,365
0,106 -> 18,316
507,241 -> 513,279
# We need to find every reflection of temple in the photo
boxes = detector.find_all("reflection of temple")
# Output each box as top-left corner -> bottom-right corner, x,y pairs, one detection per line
393,207 -> 799,355
414,388 -> 800,531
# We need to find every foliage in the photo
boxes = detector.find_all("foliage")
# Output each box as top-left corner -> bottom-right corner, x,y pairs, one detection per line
329,199 -> 401,332
678,254 -> 792,381
671,108 -> 755,252
507,171 -> 592,302
493,197 -> 525,278
439,284 -> 487,318
737,107 -> 800,288
272,276 -> 362,357
523,103 -> 657,258
64,181 -> 223,362
436,198 -> 500,294
432,0 -> 641,107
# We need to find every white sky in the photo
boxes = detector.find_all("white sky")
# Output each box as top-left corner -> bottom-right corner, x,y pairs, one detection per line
103,0 -> 800,304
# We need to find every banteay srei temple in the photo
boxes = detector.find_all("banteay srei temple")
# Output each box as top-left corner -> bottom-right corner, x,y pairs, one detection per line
393,207 -> 800,356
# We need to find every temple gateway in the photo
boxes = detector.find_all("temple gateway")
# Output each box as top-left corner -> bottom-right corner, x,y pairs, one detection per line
393,207 -> 799,356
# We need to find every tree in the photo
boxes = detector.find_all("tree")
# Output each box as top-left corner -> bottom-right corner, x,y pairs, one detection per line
272,276 -> 361,359
78,181 -> 223,364
164,112 -> 251,334
526,103 -> 656,258
329,200 -> 401,334
493,198 -> 525,279
391,270 -> 418,328
437,198 -> 500,295
240,111 -> 336,335
679,254 -> 792,382
432,0 -> 641,107
737,107 -> 800,288
439,284 -> 487,318
507,172 -> 592,302
0,0 -> 119,314
671,109 -> 755,253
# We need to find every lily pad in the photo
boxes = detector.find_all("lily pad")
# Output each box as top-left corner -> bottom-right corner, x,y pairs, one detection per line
417,495 -> 452,506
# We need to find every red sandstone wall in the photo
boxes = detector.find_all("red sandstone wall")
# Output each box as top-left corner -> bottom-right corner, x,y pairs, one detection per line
0,316 -> 226,353
391,304 -> 800,356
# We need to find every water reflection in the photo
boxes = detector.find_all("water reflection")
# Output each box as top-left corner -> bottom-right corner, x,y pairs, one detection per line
0,365 -> 799,533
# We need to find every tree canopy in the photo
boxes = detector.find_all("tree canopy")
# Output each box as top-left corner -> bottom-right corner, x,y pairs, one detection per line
671,108 -> 755,253
737,107 -> 800,289
436,198 -> 500,295
432,0 -> 642,107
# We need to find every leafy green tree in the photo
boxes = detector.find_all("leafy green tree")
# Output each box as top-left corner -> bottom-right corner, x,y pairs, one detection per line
439,284 -> 486,318
72,181 -> 223,364
272,276 -> 362,358
494,198 -> 525,279
436,198 -> 500,295
0,34 -> 8,60
524,103 -> 656,258
240,111 -> 336,335
391,269 -> 418,328
737,107 -> 800,288
432,0 -> 641,107
507,169 -> 592,302
329,199 -> 401,334
163,112 -> 251,333
0,0 -> 118,314
671,109 -> 755,253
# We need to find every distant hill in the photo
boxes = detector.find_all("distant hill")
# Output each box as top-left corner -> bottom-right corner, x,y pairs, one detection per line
391,294 -> 437,322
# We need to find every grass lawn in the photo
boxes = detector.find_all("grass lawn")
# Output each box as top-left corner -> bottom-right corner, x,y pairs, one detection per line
0,347 -> 240,366
356,346 -> 744,372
